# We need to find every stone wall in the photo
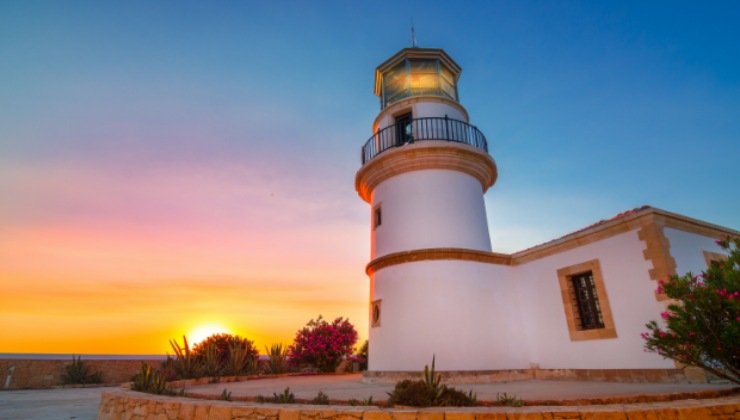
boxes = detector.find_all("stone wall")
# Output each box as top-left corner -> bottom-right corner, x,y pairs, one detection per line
98,388 -> 740,420
0,358 -> 162,389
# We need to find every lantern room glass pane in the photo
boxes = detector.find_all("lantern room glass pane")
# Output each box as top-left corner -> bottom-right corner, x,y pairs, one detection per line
383,62 -> 408,107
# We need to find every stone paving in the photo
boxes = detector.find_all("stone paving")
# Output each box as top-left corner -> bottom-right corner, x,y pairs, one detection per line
0,386 -> 107,420
185,373 -> 737,403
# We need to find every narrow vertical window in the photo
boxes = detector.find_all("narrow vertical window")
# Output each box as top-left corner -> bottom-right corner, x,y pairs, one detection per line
373,205 -> 382,230
371,300 -> 382,328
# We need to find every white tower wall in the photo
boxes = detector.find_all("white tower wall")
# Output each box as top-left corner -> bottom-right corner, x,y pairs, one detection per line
373,98 -> 468,132
369,261 -> 530,371
372,169 -> 492,259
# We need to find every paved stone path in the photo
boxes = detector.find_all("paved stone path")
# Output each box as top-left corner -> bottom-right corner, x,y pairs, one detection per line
186,373 -> 737,402
0,387 -> 106,420
0,375 -> 736,419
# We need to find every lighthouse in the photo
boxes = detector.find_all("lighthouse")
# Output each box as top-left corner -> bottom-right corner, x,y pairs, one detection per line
356,48 -> 529,375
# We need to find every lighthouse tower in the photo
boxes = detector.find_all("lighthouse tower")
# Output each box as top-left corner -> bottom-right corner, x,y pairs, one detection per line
356,48 -> 529,374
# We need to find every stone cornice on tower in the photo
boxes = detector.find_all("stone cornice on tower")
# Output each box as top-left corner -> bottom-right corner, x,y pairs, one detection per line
355,141 -> 498,203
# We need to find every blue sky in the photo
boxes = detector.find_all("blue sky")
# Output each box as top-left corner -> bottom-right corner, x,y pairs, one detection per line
1,1 -> 739,352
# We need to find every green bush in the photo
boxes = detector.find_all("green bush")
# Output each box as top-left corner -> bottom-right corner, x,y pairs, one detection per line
219,389 -> 232,401
348,396 -> 374,406
193,333 -> 259,373
61,355 -> 102,385
643,236 -> 740,384
386,356 -> 477,407
271,387 -> 295,403
495,392 -> 523,407
387,379 -> 436,407
311,391 -> 330,405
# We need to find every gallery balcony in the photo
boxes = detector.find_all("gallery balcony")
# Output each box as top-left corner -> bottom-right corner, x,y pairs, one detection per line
361,116 -> 488,164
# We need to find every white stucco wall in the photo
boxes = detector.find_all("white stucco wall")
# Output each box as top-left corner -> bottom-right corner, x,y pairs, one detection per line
369,260 -> 529,371
514,230 -> 675,369
665,228 -> 727,277
371,169 -> 492,258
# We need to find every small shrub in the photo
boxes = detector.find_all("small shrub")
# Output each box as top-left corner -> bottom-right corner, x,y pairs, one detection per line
387,357 -> 477,407
219,389 -> 232,401
61,355 -> 102,385
348,396 -> 374,406
265,343 -> 289,374
311,391 -> 330,405
496,392 -> 523,407
130,363 -> 169,395
272,387 -> 296,403
387,379 -> 436,407
441,387 -> 477,407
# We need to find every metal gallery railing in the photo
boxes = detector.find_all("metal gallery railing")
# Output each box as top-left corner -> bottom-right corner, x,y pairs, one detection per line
361,116 -> 488,164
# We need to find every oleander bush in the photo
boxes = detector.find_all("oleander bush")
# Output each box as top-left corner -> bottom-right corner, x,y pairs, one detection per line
288,315 -> 358,373
642,236 -> 740,384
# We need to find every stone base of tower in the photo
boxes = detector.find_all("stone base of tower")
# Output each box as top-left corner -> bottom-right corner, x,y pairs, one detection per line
362,368 -> 701,384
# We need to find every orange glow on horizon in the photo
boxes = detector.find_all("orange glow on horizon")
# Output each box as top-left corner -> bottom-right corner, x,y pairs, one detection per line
186,323 -> 232,348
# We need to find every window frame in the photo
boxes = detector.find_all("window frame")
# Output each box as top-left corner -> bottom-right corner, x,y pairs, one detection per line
371,299 -> 382,328
556,259 -> 617,341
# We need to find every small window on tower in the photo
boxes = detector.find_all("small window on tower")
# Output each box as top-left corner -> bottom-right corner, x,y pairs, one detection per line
371,300 -> 381,328
373,205 -> 382,229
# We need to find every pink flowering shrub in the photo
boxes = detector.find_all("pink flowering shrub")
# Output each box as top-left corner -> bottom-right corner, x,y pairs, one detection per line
288,315 -> 358,373
643,236 -> 739,384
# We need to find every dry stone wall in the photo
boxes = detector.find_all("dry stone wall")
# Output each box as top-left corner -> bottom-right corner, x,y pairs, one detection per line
0,358 -> 162,389
98,388 -> 740,420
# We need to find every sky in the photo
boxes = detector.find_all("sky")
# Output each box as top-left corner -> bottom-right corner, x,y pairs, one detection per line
1,1 -> 739,355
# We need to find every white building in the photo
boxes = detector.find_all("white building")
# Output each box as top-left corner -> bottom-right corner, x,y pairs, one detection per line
356,47 -> 738,383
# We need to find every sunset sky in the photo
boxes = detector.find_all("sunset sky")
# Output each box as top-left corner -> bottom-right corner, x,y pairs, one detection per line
1,1 -> 739,355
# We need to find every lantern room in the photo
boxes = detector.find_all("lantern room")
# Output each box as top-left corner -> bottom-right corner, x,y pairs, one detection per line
374,48 -> 462,109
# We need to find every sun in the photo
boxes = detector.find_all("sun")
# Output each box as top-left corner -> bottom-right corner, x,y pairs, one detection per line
187,323 -> 231,347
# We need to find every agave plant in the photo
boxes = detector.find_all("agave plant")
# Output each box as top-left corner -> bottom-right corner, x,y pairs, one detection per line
423,355 -> 444,403
201,343 -> 222,378
169,336 -> 203,379
61,355 -> 102,384
223,342 -> 258,376
264,343 -> 289,374
130,363 -> 168,395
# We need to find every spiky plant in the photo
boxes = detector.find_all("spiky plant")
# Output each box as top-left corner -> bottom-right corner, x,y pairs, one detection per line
169,336 -> 202,379
130,363 -> 168,395
265,343 -> 289,374
423,355 -> 444,403
61,355 -> 102,384
201,343 -> 222,378
272,387 -> 295,403
219,389 -> 232,401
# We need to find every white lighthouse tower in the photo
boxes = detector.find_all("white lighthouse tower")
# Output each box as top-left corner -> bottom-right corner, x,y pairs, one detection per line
356,48 -> 530,375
